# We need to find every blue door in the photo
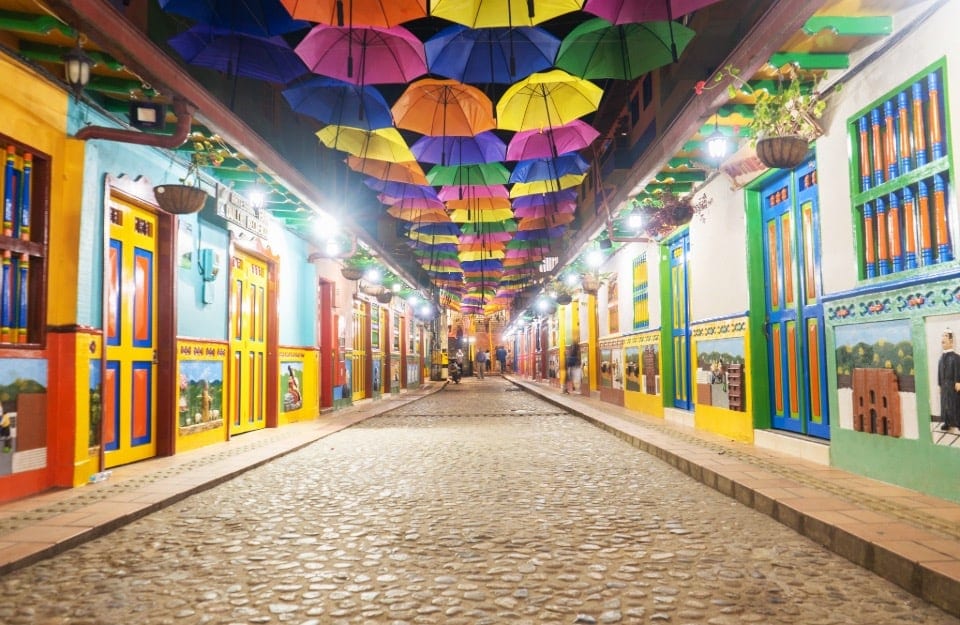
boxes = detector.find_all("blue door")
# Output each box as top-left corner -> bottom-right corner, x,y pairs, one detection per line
669,233 -> 692,410
760,158 -> 830,439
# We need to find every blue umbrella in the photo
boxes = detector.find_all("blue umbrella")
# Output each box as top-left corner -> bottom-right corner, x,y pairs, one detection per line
159,0 -> 307,36
409,222 -> 462,236
283,77 -> 393,130
364,180 -> 440,201
509,153 -> 590,183
169,25 -> 307,84
514,226 -> 566,240
425,24 -> 560,84
411,132 -> 506,166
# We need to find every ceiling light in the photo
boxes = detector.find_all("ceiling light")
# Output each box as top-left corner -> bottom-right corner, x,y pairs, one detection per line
706,115 -> 729,161
627,206 -> 644,229
62,38 -> 93,100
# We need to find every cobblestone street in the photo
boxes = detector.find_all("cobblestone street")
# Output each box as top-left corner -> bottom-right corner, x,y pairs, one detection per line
1,378 -> 957,624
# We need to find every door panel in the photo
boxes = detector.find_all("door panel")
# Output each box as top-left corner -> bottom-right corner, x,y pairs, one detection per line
228,252 -> 268,435
104,198 -> 158,466
761,162 -> 830,438
669,234 -> 692,410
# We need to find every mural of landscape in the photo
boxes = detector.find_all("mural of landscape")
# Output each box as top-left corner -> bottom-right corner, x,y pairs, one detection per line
0,358 -> 48,477
178,360 -> 223,429
625,346 -> 641,392
695,337 -> 745,410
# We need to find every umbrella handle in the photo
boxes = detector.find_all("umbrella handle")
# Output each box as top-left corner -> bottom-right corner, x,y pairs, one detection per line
527,0 -> 535,19
336,0 -> 344,26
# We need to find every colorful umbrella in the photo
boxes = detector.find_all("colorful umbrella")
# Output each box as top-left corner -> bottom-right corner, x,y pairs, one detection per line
168,26 -> 307,84
506,119 -> 600,160
583,0 -> 720,24
346,156 -> 428,184
437,185 -> 509,200
412,133 -> 506,166
510,174 -> 585,196
513,202 -> 577,218
518,213 -> 575,229
430,0 -> 582,28
424,24 -> 560,84
427,162 -> 511,187
282,77 -> 393,130
449,209 -> 515,222
392,79 -> 496,137
510,153 -> 590,183
459,220 -> 516,232
295,24 -> 427,85
556,18 -> 696,80
515,226 -> 565,239
444,196 -> 512,211
388,206 -> 450,221
364,180 -> 439,201
280,0 -> 427,27
159,0 -> 307,36
510,188 -> 578,208
381,195 -> 446,211
317,126 -> 415,162
496,69 -> 604,132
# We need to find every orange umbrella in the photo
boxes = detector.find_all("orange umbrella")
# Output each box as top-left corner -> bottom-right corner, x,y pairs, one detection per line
392,78 -> 496,137
387,206 -> 451,222
444,196 -> 512,211
346,155 -> 428,185
281,0 -> 427,28
517,213 -> 575,230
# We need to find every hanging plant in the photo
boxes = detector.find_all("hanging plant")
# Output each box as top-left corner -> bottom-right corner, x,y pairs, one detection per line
634,188 -> 712,239
153,162 -> 209,215
341,266 -> 363,280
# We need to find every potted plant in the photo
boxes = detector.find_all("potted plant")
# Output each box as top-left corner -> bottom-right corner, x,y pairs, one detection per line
154,161 -> 210,215
696,64 -> 826,169
633,189 -> 712,239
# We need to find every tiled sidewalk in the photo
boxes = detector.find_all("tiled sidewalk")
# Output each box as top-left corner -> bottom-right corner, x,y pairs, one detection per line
1,375 -> 960,618
507,375 -> 960,618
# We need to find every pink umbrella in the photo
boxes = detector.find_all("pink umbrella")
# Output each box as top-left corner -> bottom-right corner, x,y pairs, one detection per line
379,195 -> 446,210
506,119 -> 600,160
459,232 -> 514,243
438,185 -> 509,201
583,0 -> 721,24
295,24 -> 427,85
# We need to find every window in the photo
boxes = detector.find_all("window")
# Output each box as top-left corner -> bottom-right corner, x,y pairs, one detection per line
607,275 -> 619,335
851,63 -> 956,279
632,253 -> 649,330
0,138 -> 47,346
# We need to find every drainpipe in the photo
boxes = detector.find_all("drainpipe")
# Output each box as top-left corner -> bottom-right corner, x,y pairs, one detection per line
75,98 -> 194,149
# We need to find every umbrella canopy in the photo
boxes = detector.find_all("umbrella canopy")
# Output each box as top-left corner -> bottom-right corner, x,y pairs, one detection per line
459,220 -> 516,233
510,174 -> 586,196
449,208 -> 515,222
365,180 -> 439,201
512,201 -> 576,218
317,126 -> 415,161
388,206 -> 451,221
168,25 -> 307,84
412,133 -> 506,166
583,0 -> 720,24
430,0 -> 583,28
346,155 -> 428,184
515,226 -> 566,239
506,119 -> 600,159
159,0 -> 307,36
496,69 -> 604,131
295,24 -> 427,85
510,153 -> 590,183
517,213 -> 575,229
427,162 -> 511,187
280,0 -> 427,27
444,196 -> 512,211
556,18 -> 696,80
381,195 -> 446,211
437,184 -> 509,200
425,24 -> 560,84
510,188 -> 578,208
282,76 -> 393,129
392,79 -> 496,137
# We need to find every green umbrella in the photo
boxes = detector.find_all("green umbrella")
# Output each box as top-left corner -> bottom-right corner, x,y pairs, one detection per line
459,220 -> 517,234
556,18 -> 696,80
426,162 -> 511,187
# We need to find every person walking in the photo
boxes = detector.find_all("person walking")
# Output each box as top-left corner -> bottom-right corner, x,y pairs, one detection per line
564,342 -> 581,394
476,349 -> 487,380
495,345 -> 507,374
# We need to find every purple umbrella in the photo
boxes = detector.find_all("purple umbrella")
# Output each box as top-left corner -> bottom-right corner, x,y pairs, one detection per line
513,202 -> 576,218
437,185 -> 509,201
169,25 -> 307,83
583,0 -> 721,24
411,132 -> 506,166
506,120 -> 600,160
159,0 -> 307,36
511,188 -> 578,209
364,179 -> 439,201
425,24 -> 560,84
295,24 -> 427,85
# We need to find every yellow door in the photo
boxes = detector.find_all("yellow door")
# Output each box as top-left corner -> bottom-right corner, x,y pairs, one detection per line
104,196 -> 158,467
228,251 -> 267,435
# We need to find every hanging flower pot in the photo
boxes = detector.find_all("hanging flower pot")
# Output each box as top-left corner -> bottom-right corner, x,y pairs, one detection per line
581,273 -> 600,295
341,266 -> 363,280
376,290 -> 393,304
755,135 -> 810,169
153,184 -> 209,215
556,293 -> 573,306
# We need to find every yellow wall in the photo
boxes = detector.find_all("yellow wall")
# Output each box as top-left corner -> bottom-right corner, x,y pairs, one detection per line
278,347 -> 319,424
623,330 -> 664,418
176,340 -> 228,452
691,318 -> 753,443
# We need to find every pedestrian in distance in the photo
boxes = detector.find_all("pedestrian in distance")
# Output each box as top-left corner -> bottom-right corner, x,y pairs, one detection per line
564,342 -> 581,394
476,349 -> 487,379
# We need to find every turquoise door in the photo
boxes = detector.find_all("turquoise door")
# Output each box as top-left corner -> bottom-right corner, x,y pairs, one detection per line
669,233 -> 692,410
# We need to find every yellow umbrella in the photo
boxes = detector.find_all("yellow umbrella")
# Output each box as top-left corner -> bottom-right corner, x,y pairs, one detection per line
509,173 -> 585,197
449,208 -> 515,222
430,0 -> 581,28
317,125 -> 415,162
458,249 -> 505,260
388,206 -> 451,222
408,231 -> 459,244
496,69 -> 603,132
444,196 -> 512,211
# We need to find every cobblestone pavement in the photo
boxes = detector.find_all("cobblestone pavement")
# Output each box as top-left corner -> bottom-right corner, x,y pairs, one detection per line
1,378 -> 956,625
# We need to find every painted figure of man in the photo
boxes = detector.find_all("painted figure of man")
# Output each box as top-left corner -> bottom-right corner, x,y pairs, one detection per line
938,328 -> 960,431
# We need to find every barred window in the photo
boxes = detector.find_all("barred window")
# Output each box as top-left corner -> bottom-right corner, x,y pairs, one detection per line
851,63 -> 956,279
632,253 -> 649,330
0,139 -> 47,346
